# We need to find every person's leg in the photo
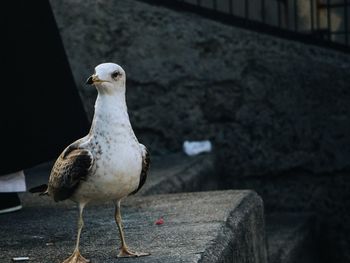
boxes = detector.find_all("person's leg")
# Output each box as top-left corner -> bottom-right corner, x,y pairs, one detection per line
0,193 -> 22,214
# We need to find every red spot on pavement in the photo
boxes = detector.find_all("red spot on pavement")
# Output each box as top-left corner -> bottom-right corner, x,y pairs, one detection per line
155,218 -> 164,225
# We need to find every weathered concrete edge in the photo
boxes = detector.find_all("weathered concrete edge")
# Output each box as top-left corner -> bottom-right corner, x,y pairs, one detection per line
199,190 -> 268,263
142,154 -> 215,195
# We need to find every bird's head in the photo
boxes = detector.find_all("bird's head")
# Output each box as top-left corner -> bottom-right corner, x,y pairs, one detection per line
86,63 -> 126,94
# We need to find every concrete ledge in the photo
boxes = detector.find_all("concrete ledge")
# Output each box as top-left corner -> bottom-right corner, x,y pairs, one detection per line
1,190 -> 267,263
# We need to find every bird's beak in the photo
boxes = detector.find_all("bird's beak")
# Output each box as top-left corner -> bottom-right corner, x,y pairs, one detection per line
86,74 -> 106,85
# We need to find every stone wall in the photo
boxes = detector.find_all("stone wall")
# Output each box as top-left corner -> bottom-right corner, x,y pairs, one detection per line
49,0 -> 350,177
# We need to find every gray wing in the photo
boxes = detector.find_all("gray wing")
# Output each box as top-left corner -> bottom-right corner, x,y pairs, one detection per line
130,144 -> 150,195
48,144 -> 94,202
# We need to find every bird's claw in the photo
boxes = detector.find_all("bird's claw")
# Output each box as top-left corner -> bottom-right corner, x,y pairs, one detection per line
62,250 -> 90,263
117,247 -> 150,258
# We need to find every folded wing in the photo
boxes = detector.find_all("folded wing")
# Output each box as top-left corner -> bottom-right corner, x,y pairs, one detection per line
130,144 -> 150,195
48,146 -> 94,202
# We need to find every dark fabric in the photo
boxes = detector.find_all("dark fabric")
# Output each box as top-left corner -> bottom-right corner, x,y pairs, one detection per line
0,0 -> 90,175
0,193 -> 21,210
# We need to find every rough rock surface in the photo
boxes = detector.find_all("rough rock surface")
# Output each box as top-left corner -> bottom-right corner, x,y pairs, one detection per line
1,191 -> 267,263
49,0 -> 350,177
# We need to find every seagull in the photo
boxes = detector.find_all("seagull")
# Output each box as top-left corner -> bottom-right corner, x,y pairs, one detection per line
32,63 -> 150,263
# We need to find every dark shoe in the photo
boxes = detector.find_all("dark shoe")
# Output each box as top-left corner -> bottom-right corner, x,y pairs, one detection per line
0,193 -> 22,214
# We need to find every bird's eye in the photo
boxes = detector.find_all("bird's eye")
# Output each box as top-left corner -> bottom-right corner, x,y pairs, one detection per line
111,71 -> 120,79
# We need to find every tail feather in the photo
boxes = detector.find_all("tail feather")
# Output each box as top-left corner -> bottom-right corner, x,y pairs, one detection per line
29,184 -> 48,196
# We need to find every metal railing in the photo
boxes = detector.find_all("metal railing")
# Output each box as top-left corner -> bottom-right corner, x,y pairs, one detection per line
144,0 -> 350,52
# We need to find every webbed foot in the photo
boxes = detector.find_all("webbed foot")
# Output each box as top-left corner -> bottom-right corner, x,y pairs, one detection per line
117,246 -> 150,258
62,250 -> 90,263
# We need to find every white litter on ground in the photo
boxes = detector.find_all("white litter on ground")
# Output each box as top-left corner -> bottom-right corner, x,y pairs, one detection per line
12,257 -> 30,261
183,140 -> 212,156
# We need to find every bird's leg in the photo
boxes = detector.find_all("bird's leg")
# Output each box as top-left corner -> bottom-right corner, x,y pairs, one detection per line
62,203 -> 90,263
114,200 -> 150,258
